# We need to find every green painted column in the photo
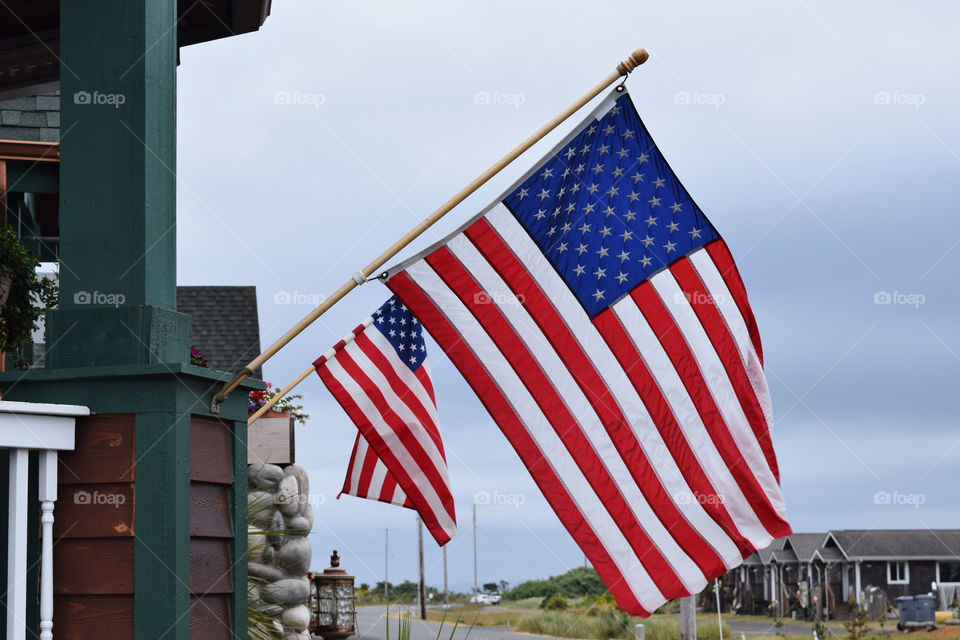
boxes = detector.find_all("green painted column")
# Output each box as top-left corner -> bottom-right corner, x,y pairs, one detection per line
45,0 -> 189,368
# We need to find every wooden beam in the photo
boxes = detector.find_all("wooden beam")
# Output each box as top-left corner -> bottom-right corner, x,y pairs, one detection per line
0,140 -> 60,163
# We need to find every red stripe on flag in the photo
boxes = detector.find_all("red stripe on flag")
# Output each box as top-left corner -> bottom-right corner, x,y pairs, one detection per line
387,270 -> 651,616
416,366 -> 437,406
423,247 -> 688,599
591,307 -> 756,559
465,219 -> 728,578
704,241 -> 763,366
339,434 -> 363,499
629,283 -> 787,538
669,258 -> 779,482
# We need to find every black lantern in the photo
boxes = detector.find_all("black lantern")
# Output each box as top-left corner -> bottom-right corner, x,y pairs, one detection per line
310,550 -> 356,640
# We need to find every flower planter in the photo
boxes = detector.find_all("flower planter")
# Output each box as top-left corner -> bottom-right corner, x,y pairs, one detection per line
248,410 -> 295,465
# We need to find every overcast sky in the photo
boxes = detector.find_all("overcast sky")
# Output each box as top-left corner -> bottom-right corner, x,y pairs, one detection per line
174,1 -> 960,592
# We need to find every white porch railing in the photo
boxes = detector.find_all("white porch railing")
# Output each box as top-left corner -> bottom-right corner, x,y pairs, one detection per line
1,400 -> 88,640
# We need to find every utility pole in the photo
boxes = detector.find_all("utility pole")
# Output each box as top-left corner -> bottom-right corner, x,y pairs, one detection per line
418,517 -> 427,620
680,595 -> 697,640
472,503 -> 478,595
384,528 -> 389,600
443,545 -> 449,606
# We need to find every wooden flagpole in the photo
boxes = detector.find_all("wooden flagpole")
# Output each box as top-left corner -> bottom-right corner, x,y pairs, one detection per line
219,47 -> 650,414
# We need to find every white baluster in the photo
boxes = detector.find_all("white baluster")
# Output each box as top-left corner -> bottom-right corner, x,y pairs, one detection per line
7,448 -> 29,640
38,449 -> 58,640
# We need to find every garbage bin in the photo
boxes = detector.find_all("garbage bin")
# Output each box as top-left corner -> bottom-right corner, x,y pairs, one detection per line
897,596 -> 916,631
915,594 -> 937,624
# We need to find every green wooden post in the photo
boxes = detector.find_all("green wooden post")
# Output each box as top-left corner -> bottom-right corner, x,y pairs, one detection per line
0,2 -> 255,639
46,0 -> 188,368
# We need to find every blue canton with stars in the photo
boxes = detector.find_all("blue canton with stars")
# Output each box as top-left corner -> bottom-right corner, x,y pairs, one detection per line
502,93 -> 719,317
371,297 -> 427,371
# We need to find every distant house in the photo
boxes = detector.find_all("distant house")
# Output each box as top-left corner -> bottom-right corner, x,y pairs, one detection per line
733,530 -> 960,620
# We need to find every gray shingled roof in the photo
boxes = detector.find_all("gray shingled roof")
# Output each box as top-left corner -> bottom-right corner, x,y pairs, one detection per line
0,92 -> 60,142
826,530 -> 960,559
177,286 -> 262,378
784,533 -> 829,562
813,546 -> 844,562
756,537 -> 786,564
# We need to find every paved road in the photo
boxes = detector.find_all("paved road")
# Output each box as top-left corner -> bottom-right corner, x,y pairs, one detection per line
355,605 -> 544,640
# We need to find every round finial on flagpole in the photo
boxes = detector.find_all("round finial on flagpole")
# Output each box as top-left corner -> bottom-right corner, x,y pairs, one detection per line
617,48 -> 649,75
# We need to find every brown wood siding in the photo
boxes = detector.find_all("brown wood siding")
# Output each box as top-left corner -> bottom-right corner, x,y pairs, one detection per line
53,539 -> 135,595
189,595 -> 231,640
190,483 -> 232,537
54,595 -> 134,640
58,414 -> 135,484
190,416 -> 235,640
190,539 -> 233,594
55,484 -> 135,537
53,414 -> 136,639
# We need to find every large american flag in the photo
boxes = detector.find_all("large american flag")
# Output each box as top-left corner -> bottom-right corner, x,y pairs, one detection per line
383,90 -> 790,614
314,297 -> 456,545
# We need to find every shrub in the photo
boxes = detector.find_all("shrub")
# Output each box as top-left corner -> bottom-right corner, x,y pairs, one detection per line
543,594 -> 571,611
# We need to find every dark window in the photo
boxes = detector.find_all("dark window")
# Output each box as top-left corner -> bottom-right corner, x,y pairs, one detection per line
939,561 -> 960,583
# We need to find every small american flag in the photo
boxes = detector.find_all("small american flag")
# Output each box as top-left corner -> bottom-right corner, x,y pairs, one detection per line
384,89 -> 790,614
314,297 -> 456,545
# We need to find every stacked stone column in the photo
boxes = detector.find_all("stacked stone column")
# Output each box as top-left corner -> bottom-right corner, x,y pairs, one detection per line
248,463 -> 314,640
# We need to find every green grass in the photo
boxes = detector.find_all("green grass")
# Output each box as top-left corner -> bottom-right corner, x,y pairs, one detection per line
420,604 -> 517,627
516,610 -> 731,640
502,596 -> 545,610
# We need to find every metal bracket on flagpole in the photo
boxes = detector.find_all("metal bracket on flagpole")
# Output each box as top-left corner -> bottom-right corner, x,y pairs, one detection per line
210,367 -> 253,413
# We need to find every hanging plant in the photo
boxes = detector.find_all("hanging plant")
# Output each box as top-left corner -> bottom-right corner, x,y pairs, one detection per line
0,225 -> 58,369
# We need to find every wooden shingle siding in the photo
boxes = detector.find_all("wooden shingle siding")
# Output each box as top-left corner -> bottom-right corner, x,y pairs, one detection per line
54,595 -> 134,640
189,415 -> 236,640
53,414 -> 136,639
189,595 -> 231,640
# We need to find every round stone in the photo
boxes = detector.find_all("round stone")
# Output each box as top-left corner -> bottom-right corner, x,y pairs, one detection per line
268,510 -> 286,548
261,577 -> 310,604
248,463 -> 285,489
257,604 -> 284,617
248,562 -> 285,583
276,475 -> 300,516
281,604 -> 311,631
284,465 -> 310,499
248,491 -> 276,525
285,516 -> 311,537
275,537 -> 312,575
248,526 -> 266,561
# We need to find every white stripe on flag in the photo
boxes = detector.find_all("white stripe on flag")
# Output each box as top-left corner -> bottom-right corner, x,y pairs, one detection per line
649,271 -> 785,517
446,233 -> 709,593
404,258 -> 664,611
608,293 -> 772,543
688,250 -> 773,426
484,205 -> 745,565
